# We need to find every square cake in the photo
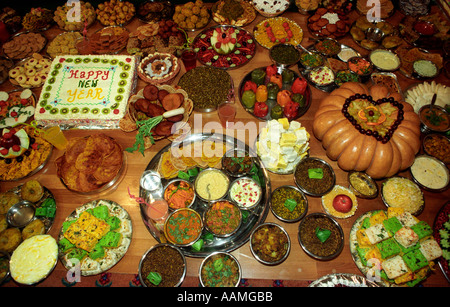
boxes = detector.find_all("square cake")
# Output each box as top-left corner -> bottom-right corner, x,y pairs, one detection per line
35,55 -> 137,128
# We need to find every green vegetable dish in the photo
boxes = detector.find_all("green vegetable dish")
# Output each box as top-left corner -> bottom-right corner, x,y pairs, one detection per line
200,252 -> 241,287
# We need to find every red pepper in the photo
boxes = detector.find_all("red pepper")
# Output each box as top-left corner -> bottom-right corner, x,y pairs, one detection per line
283,101 -> 299,120
291,77 -> 307,95
243,80 -> 257,93
254,101 -> 269,118
266,64 -> 278,78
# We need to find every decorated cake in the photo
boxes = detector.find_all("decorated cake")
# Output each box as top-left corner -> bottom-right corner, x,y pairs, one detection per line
35,55 -> 137,129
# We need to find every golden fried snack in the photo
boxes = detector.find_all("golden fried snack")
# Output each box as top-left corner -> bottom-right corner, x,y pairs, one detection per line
22,219 -> 45,240
21,179 -> 44,203
0,192 -> 20,215
0,215 -> 7,233
0,228 -> 22,253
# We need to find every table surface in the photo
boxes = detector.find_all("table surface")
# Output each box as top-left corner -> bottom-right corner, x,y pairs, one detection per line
1,5 -> 449,287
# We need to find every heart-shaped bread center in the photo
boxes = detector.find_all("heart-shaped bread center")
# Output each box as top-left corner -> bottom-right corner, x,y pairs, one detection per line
341,94 -> 404,143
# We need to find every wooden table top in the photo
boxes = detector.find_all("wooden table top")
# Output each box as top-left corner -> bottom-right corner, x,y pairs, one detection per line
1,5 -> 449,287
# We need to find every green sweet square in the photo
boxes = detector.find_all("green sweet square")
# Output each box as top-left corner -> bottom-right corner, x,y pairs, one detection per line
89,243 -> 105,260
35,207 -> 47,217
58,237 -> 75,253
411,221 -> 433,240
402,249 -> 429,272
106,215 -> 121,231
99,231 -> 122,248
92,205 -> 109,220
383,217 -> 403,236
377,237 -> 401,259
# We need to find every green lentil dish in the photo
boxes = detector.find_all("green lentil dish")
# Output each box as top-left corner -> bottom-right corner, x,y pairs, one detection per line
271,185 -> 307,222
178,66 -> 233,112
270,43 -> 300,66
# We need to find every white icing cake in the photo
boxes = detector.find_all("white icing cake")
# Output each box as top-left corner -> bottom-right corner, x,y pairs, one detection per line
35,55 -> 137,129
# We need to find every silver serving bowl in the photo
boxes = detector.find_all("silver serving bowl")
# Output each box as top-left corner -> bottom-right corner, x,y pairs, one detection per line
250,222 -> 290,265
294,157 -> 336,197
199,251 -> 242,287
381,176 -> 424,216
203,199 -> 242,238
410,155 -> 450,193
347,171 -> 378,199
138,243 -> 186,287
369,49 -> 401,72
194,168 -> 230,202
269,43 -> 300,69
270,185 -> 308,223
298,213 -> 344,261
6,200 -> 35,228
229,176 -> 262,210
163,179 -> 196,211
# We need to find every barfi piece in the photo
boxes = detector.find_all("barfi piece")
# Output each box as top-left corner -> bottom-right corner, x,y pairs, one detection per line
381,255 -> 409,280
419,239 -> 443,261
402,249 -> 429,272
89,243 -> 105,260
106,215 -> 121,231
394,227 -> 419,249
92,205 -> 110,220
383,217 -> 403,236
365,223 -> 391,245
411,221 -> 433,240
377,237 -> 401,259
99,231 -> 122,248
396,212 -> 419,227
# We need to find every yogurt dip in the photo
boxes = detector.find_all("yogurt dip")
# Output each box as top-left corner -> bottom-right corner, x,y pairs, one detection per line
229,177 -> 262,209
369,50 -> 400,71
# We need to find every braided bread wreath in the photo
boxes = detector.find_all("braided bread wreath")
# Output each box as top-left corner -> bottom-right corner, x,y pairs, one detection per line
313,82 -> 421,179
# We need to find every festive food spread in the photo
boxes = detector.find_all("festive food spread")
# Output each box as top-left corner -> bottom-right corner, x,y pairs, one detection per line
0,0 -> 449,289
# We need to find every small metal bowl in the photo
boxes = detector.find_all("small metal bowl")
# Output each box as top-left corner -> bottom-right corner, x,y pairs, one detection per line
418,104 -> 450,133
314,38 -> 342,57
250,222 -> 290,265
163,179 -> 196,211
308,66 -> 335,88
365,27 -> 385,42
381,176 -> 424,216
298,50 -> 325,71
163,208 -> 203,247
138,243 -> 187,287
410,155 -> 450,193
423,133 -> 450,164
221,148 -> 254,178
348,171 -> 378,199
369,49 -> 401,72
229,176 -> 262,210
199,252 -> 242,287
269,43 -> 300,69
412,59 -> 439,79
294,157 -> 336,197
203,199 -> 242,238
298,213 -> 344,261
6,200 -> 35,228
194,168 -> 230,202
270,185 -> 308,223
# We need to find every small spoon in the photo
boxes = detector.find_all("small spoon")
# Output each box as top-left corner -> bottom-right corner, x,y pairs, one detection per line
429,93 -> 437,111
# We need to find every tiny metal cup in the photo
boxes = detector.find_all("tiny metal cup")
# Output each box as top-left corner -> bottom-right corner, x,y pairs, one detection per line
140,170 -> 163,203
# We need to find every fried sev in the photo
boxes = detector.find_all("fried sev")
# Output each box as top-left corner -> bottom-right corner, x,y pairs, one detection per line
56,134 -> 123,193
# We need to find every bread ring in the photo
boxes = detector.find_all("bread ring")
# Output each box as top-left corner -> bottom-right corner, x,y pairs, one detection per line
22,219 -> 45,240
0,215 -> 7,233
21,180 -> 44,203
0,228 -> 22,253
0,192 -> 20,215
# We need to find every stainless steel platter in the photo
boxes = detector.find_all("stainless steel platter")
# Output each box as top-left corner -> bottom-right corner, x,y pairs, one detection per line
139,133 -> 271,257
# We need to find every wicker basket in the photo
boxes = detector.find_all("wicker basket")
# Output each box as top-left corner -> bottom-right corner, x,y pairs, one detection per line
137,52 -> 181,85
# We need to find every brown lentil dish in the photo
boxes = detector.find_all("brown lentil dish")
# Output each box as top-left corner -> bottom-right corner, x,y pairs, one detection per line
423,134 -> 450,164
294,158 -> 334,195
299,214 -> 342,258
205,200 -> 241,236
271,186 -> 306,221
178,66 -> 232,110
315,39 -> 340,56
140,245 -> 185,287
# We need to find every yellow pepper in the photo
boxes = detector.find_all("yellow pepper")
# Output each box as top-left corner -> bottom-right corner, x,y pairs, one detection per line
256,85 -> 268,102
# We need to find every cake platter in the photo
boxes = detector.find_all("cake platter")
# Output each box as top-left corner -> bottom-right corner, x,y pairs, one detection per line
139,133 -> 271,257
192,25 -> 256,69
